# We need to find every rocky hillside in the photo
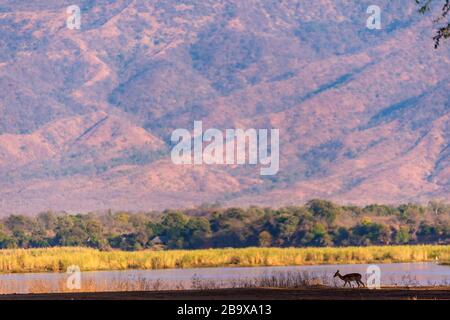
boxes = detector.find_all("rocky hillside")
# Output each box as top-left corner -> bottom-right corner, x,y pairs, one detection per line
0,0 -> 449,214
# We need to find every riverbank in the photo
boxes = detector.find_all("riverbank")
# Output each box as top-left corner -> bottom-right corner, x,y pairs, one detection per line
0,245 -> 449,273
1,286 -> 449,300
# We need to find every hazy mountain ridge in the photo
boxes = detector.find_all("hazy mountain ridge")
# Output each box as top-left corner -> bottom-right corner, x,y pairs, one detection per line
0,0 -> 449,214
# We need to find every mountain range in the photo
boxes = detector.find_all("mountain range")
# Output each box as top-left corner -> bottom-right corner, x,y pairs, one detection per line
0,0 -> 449,214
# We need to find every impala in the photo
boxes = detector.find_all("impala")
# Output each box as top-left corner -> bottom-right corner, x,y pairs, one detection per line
334,270 -> 366,288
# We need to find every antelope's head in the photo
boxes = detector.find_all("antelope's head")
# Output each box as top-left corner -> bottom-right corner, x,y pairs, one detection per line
333,270 -> 340,278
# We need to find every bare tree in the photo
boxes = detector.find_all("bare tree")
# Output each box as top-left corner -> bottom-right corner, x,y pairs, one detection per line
416,0 -> 450,47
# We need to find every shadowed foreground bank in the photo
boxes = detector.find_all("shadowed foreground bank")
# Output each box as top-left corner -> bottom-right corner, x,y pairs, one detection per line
1,287 -> 449,300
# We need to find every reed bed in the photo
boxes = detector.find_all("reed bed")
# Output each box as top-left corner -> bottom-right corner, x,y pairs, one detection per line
0,245 -> 448,274
0,276 -> 173,295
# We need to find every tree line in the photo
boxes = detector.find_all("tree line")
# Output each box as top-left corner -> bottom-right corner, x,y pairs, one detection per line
0,200 -> 448,251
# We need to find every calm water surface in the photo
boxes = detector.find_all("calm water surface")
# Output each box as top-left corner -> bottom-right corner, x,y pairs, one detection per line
0,262 -> 448,294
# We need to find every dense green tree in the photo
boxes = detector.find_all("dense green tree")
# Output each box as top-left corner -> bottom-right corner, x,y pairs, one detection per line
267,210 -> 301,246
184,217 -> 211,248
0,226 -> 17,249
0,201 -> 447,250
306,199 -> 339,224
310,223 -> 333,247
159,211 -> 189,248
394,226 -> 411,244
334,227 -> 351,246
416,222 -> 442,243
351,220 -> 390,245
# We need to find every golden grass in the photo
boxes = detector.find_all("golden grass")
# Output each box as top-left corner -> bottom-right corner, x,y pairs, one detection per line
0,276 -> 171,295
0,245 -> 448,274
